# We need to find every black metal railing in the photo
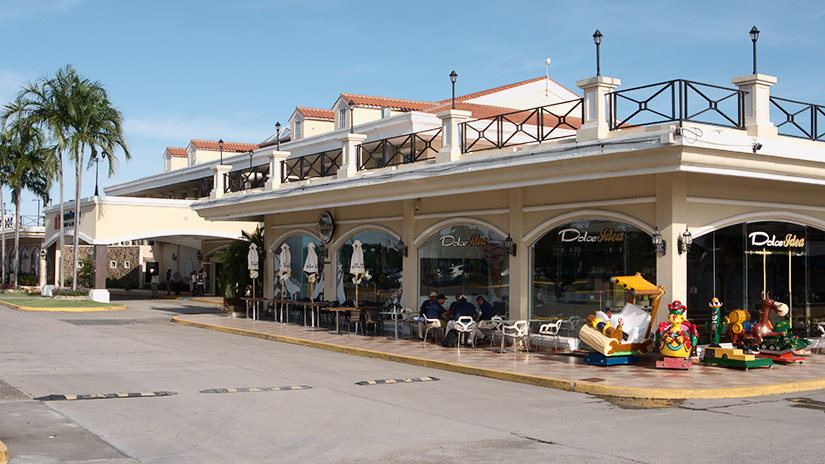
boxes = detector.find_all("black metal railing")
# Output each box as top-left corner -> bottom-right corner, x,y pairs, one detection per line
460,99 -> 582,153
358,127 -> 442,170
609,79 -> 744,130
770,96 -> 825,141
199,176 -> 213,198
281,149 -> 342,183
224,165 -> 270,193
1,215 -> 43,229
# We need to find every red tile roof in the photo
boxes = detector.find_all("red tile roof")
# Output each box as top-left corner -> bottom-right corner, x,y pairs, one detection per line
438,76 -> 548,104
295,107 -> 335,120
341,93 -> 436,111
165,147 -> 187,157
190,140 -> 259,152
424,101 -> 582,128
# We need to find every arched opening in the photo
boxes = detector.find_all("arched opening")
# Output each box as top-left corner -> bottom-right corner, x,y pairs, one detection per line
336,231 -> 402,306
273,234 -> 324,301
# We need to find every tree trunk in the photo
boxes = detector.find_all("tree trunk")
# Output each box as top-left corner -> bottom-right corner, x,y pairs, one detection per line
13,190 -> 20,288
1,187 -> 5,285
72,145 -> 83,290
58,150 -> 64,288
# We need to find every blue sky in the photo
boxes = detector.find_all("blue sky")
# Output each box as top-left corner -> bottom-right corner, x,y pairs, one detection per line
2,0 -> 824,219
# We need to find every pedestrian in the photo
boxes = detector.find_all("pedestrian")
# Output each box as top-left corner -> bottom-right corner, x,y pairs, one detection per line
150,269 -> 159,299
165,269 -> 172,296
197,269 -> 206,296
189,271 -> 196,295
172,270 -> 182,296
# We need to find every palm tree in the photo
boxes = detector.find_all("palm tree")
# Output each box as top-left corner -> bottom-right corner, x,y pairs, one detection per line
64,73 -> 129,289
0,109 -> 54,287
218,226 -> 264,304
0,143 -> 7,284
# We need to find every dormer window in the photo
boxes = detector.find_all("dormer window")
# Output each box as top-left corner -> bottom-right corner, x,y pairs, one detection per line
294,120 -> 302,140
338,108 -> 347,129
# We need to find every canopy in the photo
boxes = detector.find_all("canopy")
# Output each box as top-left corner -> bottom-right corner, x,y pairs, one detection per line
350,240 -> 366,275
610,273 -> 662,296
303,242 -> 319,276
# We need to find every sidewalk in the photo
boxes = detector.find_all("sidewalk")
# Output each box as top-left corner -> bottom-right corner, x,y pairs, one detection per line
172,313 -> 825,400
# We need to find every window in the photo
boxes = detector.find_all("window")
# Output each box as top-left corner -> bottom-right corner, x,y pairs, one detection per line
273,235 -> 324,300
294,120 -> 302,140
339,108 -> 347,129
124,261 -> 131,269
110,261 -> 117,269
337,231 -> 402,306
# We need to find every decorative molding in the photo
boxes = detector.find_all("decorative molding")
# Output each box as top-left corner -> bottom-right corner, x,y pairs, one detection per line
331,224 -> 401,250
523,209 -> 653,245
523,197 -> 655,213
413,217 -> 507,248
414,209 -> 508,220
336,216 -> 403,225
686,196 -> 825,213
691,211 -> 825,238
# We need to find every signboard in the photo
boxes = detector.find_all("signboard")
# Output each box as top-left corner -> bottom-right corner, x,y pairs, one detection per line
558,227 -> 625,244
748,231 -> 805,249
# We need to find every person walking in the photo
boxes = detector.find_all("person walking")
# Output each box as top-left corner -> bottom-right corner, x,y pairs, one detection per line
197,269 -> 206,296
189,271 -> 196,295
150,269 -> 159,299
165,269 -> 172,296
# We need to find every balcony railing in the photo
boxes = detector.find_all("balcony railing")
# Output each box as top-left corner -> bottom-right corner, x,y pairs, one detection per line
281,148 -> 342,183
199,176 -> 213,198
460,99 -> 582,153
224,165 -> 270,193
2,215 -> 43,229
609,79 -> 744,130
358,127 -> 442,170
770,96 -> 825,142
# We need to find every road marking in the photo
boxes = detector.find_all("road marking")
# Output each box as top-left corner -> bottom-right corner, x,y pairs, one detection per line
356,376 -> 439,386
199,385 -> 313,394
35,391 -> 177,401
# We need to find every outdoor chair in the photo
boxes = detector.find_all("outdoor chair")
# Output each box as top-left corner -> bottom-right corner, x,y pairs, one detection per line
560,316 -> 581,337
816,323 -> 825,354
531,320 -> 563,352
454,316 -> 476,349
363,310 -> 383,336
399,308 -> 417,339
477,315 -> 504,349
501,320 -> 530,359
346,310 -> 363,336
423,317 -> 442,344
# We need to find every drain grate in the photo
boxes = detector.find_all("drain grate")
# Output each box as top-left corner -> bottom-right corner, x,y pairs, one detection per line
200,385 -> 313,394
356,376 -> 439,386
35,391 -> 177,401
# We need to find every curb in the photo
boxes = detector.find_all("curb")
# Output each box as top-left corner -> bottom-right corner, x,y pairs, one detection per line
170,316 -> 825,400
0,300 -> 127,312
0,438 -> 6,464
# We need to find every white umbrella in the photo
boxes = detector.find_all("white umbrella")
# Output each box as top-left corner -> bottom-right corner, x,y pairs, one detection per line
303,242 -> 319,278
350,240 -> 365,275
279,243 -> 292,278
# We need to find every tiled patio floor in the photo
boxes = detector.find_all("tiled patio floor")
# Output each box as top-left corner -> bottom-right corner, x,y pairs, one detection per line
172,313 -> 825,399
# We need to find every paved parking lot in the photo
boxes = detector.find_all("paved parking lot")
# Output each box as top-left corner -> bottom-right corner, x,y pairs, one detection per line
1,299 -> 823,463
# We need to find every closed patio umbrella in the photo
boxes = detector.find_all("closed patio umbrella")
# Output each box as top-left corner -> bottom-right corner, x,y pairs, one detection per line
279,243 -> 292,299
350,240 -> 370,306
304,242 -> 320,325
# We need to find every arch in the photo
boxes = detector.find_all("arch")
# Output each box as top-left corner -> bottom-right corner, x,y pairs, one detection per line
20,248 -> 29,273
692,211 -> 825,238
269,228 -> 320,252
30,247 -> 39,274
44,229 -> 242,247
44,230 -> 94,247
331,224 -> 400,251
524,209 -> 653,246
413,217 -> 506,248
203,244 -> 230,260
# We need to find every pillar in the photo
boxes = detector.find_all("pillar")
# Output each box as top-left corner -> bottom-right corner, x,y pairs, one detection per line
265,150 -> 290,189
337,133 -> 367,179
655,172 -> 688,326
38,248 -> 46,287
508,188 -> 528,320
435,109 -> 471,162
401,199 -> 417,311
210,165 -> 232,199
731,73 -> 778,138
576,75 -> 621,141
89,244 -> 110,303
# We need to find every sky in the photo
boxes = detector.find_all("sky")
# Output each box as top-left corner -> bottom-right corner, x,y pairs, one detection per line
2,0 -> 825,219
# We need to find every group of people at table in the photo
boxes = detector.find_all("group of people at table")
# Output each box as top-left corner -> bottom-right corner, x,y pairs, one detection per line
416,291 -> 500,343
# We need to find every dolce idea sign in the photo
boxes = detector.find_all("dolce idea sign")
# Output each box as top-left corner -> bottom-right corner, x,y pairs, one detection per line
748,231 -> 804,248
559,228 -> 625,243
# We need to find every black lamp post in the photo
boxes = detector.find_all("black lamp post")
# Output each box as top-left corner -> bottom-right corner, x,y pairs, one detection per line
450,70 -> 458,109
275,122 -> 281,151
249,149 -> 254,169
750,26 -> 760,74
593,29 -> 603,76
349,99 -> 355,133
93,150 -> 106,196
218,138 -> 224,164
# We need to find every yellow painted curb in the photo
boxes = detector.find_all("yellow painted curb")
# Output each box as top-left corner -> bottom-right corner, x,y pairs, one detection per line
0,438 -> 7,464
0,300 -> 127,312
171,316 -> 825,400
183,298 -> 223,305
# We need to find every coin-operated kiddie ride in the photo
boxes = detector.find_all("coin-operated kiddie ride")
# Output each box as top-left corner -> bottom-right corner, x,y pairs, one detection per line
579,273 -> 661,366
653,301 -> 698,369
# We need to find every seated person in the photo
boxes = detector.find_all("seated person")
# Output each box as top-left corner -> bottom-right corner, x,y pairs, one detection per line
449,292 -> 463,314
445,296 -> 477,343
419,291 -> 438,317
476,296 -> 497,320
419,294 -> 449,339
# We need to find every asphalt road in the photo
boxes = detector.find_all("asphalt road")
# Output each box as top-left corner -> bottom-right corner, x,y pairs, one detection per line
0,298 -> 823,463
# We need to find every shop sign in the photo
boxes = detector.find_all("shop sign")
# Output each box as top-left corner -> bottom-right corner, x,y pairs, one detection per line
55,211 -> 80,229
440,234 -> 489,247
558,227 -> 625,244
748,231 -> 804,248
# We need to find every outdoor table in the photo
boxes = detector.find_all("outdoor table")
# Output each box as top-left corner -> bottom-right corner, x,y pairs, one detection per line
327,307 -> 356,334
241,297 -> 269,320
270,299 -> 297,323
293,301 -> 332,327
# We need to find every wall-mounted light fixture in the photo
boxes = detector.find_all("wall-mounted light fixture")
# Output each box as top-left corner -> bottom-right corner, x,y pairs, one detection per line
317,243 -> 327,261
652,227 -> 666,255
196,250 -> 203,262
505,235 -> 517,257
678,227 -> 693,255
397,238 -> 408,258
171,253 -> 177,261
752,142 -> 763,153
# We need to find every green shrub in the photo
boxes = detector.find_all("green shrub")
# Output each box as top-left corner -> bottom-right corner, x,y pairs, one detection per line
17,275 -> 37,286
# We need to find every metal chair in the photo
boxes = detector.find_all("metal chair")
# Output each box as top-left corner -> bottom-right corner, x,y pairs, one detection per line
478,315 -> 504,349
363,310 -> 383,336
346,310 -> 363,336
532,320 -> 563,352
423,317 -> 442,344
454,316 -> 477,349
501,320 -> 530,359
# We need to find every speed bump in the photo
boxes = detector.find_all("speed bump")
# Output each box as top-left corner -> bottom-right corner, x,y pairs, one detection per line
35,391 -> 176,401
356,376 -> 439,386
200,385 -> 312,394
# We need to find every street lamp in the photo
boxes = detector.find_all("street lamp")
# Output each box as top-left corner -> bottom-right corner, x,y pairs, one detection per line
349,99 -> 355,134
593,29 -> 603,76
93,150 -> 107,197
275,122 -> 281,151
750,26 -> 760,75
218,138 -> 224,164
249,149 -> 254,169
450,70 -> 458,109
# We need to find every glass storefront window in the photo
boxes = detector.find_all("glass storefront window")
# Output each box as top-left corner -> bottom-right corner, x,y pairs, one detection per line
273,235 -> 323,300
337,231 -> 402,306
531,220 -> 655,325
687,221 -> 825,334
418,225 -> 509,315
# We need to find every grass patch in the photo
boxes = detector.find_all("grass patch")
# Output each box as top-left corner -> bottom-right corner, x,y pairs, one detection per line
0,296 -> 115,308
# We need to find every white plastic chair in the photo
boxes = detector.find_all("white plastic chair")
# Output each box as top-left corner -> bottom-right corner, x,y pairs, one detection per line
423,317 -> 442,344
478,315 -> 503,348
532,320 -> 563,352
454,316 -> 477,349
816,324 -> 825,354
502,320 -> 530,359
560,316 -> 581,336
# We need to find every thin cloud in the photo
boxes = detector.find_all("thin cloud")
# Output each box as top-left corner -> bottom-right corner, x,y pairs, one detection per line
0,0 -> 84,21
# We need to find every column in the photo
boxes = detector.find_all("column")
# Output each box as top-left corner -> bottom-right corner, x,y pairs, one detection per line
731,73 -> 778,137
38,249 -> 46,287
575,75 -> 621,141
401,199 -> 417,311
436,109 -> 471,163
337,133 -> 367,179
210,165 -> 232,199
89,244 -> 110,303
655,172 -> 688,326
265,150 -> 290,189
508,189 -> 528,320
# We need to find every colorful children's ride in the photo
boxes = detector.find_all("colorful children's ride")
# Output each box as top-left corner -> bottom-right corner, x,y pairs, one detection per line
653,300 -> 698,369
